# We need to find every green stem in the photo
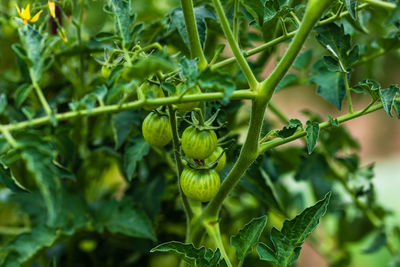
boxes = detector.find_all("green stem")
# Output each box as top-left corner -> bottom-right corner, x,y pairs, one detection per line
358,0 -> 396,9
167,106 -> 193,221
258,99 -> 399,154
259,0 -> 332,99
211,3 -> 371,71
30,70 -> 52,116
232,0 -> 240,41
0,127 -> 18,148
180,0 -> 208,70
344,73 -> 353,113
204,221 -> 233,267
1,90 -> 255,132
211,0 -> 259,89
189,0 -> 332,245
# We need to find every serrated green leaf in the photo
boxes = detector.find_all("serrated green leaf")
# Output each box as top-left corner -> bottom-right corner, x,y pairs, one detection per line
3,225 -> 58,264
260,192 -> 331,267
231,215 -> 267,260
109,0 -> 137,44
240,0 -> 265,26
14,83 -> 33,108
310,59 -> 346,109
277,119 -> 302,138
95,32 -> 118,42
123,136 -> 150,181
93,199 -> 156,241
180,57 -> 199,86
262,1 -> 292,41
345,0 -> 358,20
394,100 -> 400,119
151,241 -> 221,267
16,22 -> 56,82
353,79 -> 381,101
20,147 -> 62,226
167,6 -> 216,50
257,243 -> 277,263
380,85 -> 399,117
305,121 -> 320,154
315,24 -> 358,72
293,50 -> 313,70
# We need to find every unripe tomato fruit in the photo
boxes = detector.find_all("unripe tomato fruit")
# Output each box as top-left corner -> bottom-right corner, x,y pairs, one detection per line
174,85 -> 201,111
204,147 -> 226,172
138,83 -> 165,111
181,126 -> 217,160
142,112 -> 172,147
101,66 -> 111,79
180,167 -> 220,202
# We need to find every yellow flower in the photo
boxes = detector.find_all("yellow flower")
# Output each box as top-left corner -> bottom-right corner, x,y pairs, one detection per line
48,1 -> 56,19
58,28 -> 68,42
15,4 -> 43,24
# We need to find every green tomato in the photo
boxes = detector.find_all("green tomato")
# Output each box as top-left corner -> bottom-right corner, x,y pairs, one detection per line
180,167 -> 220,202
181,126 -> 217,160
142,112 -> 172,147
174,84 -> 201,111
101,65 -> 111,79
204,147 -> 226,172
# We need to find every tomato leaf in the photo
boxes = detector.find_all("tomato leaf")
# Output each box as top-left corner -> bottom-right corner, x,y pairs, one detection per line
230,215 -> 268,260
257,192 -> 331,266
310,59 -> 346,109
123,136 -> 150,181
93,199 -> 156,241
315,24 -> 359,72
150,241 -> 222,267
277,119 -> 302,138
2,225 -> 59,264
379,85 -> 400,117
293,50 -> 313,70
198,69 -> 236,104
363,231 -> 387,254
305,120 -> 320,154
0,94 -> 7,114
107,0 -> 138,44
345,0 -> 358,20
394,100 -> 400,119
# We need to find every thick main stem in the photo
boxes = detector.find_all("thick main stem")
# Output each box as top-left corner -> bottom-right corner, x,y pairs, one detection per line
189,0 -> 333,245
181,0 -> 208,70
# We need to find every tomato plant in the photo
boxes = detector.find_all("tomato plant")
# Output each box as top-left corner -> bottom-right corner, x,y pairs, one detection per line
0,0 -> 400,266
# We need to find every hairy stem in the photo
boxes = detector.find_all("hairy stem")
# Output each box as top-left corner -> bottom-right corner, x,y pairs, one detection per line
204,221 -> 233,267
211,0 -> 259,89
1,90 -> 255,132
344,73 -> 354,113
358,0 -> 396,9
258,98 -> 400,154
181,0 -> 208,70
30,70 -> 52,116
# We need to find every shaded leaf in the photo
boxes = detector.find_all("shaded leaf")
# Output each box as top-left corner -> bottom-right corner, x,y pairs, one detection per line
380,85 -> 399,117
0,93 -> 7,114
277,119 -> 302,138
305,121 -> 320,154
310,59 -> 346,109
231,215 -> 268,260
93,199 -> 156,241
151,241 -> 222,267
198,69 -> 236,104
345,0 -> 358,20
315,24 -> 358,72
276,73 -> 300,91
3,225 -> 58,264
258,192 -> 331,266
123,136 -> 150,181
293,50 -> 313,70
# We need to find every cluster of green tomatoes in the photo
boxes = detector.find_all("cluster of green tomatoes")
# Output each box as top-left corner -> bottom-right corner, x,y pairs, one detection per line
140,82 -> 226,202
